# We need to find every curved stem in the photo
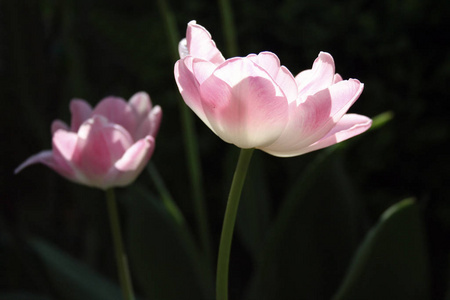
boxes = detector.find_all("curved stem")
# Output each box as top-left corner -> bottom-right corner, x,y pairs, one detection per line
216,148 -> 254,300
147,162 -> 184,225
105,189 -> 135,300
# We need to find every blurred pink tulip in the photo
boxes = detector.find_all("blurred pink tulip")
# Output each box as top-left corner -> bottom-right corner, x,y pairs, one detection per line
15,92 -> 162,189
175,21 -> 372,157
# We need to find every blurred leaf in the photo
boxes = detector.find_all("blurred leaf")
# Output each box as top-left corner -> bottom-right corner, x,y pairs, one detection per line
0,292 -> 52,300
369,111 -> 394,131
121,185 -> 214,300
28,238 -> 122,300
245,149 -> 364,300
333,199 -> 430,300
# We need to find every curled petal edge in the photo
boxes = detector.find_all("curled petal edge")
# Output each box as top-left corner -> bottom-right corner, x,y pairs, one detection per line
14,150 -> 54,174
262,114 -> 372,157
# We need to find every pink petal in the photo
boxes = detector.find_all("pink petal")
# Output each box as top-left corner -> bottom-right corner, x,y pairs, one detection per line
199,57 -> 289,148
134,105 -> 162,140
175,58 -> 213,129
107,136 -> 155,188
70,99 -> 93,131
248,52 -> 298,103
333,73 -> 343,84
129,92 -> 152,123
247,52 -> 281,79
275,66 -> 298,103
15,146 -> 79,182
283,114 -> 372,156
51,120 -> 69,134
192,58 -> 218,84
115,136 -> 154,172
92,97 -> 138,139
52,129 -> 80,161
179,38 -> 189,59
262,79 -> 364,155
295,52 -> 335,98
185,20 -> 225,64
261,91 -> 333,154
74,116 -> 134,178
327,79 -> 364,121
14,150 -> 54,174
148,105 -> 163,137
51,129 -> 83,179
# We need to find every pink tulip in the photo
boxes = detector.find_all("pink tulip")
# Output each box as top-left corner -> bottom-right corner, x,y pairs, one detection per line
15,92 -> 162,189
174,21 -> 372,157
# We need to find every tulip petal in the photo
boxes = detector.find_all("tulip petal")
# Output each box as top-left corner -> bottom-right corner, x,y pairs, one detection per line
75,116 -> 133,178
53,129 -> 79,161
129,92 -> 152,123
265,114 -> 372,157
248,52 -> 298,103
179,38 -> 189,59
92,97 -> 138,137
199,57 -> 289,148
247,52 -> 280,79
185,20 -> 225,65
327,79 -> 364,121
333,73 -> 343,84
70,99 -> 93,131
108,136 -> 155,188
261,91 -> 332,154
175,58 -> 213,130
115,136 -> 154,172
295,52 -> 335,100
276,66 -> 299,103
192,58 -> 218,84
14,150 -> 54,174
50,130 -> 86,181
15,146 -> 79,182
135,105 -> 162,140
51,120 -> 69,134
290,79 -> 364,145
263,79 -> 364,155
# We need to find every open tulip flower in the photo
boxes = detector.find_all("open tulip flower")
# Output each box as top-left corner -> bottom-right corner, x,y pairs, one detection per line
15,92 -> 162,189
175,21 -> 372,157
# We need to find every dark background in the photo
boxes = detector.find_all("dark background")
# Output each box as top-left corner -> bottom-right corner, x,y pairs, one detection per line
1,0 -> 449,299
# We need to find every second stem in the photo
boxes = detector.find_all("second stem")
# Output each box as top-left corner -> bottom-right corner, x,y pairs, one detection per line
106,189 -> 135,300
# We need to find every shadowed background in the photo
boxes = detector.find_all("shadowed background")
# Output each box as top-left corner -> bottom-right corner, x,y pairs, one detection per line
1,0 -> 449,299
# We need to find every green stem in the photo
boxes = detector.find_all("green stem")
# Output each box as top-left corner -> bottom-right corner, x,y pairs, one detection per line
105,189 -> 135,300
218,0 -> 238,57
147,162 -> 184,225
157,0 -> 212,267
216,148 -> 254,300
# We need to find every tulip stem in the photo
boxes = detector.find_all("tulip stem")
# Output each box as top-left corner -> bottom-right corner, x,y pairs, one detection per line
216,148 -> 254,300
147,162 -> 184,225
105,189 -> 135,300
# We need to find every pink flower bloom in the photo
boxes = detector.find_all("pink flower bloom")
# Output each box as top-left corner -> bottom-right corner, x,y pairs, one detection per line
174,21 -> 372,157
15,92 -> 162,189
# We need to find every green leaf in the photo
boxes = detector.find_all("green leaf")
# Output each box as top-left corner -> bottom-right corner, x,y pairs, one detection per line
28,238 -> 122,300
369,111 -> 394,131
245,149 -> 364,300
121,185 -> 214,300
333,199 -> 430,300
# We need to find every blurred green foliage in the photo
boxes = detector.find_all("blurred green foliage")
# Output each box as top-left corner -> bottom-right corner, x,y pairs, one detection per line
1,0 -> 449,299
